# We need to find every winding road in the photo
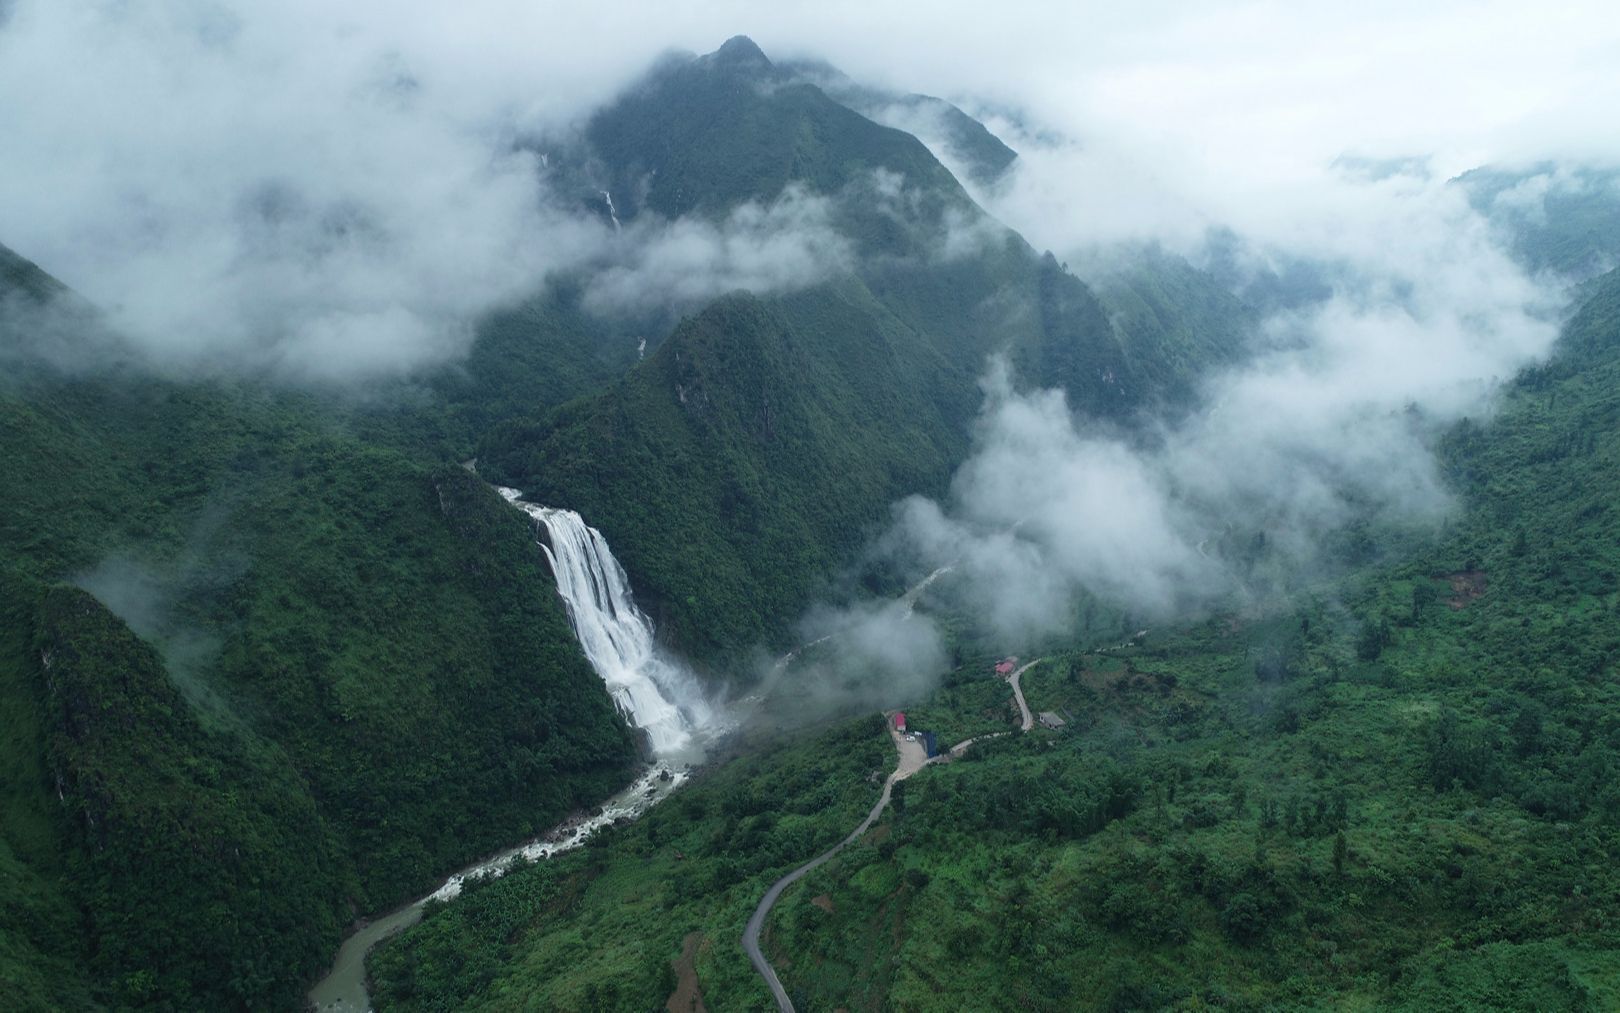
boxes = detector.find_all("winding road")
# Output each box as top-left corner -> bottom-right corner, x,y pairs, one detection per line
743,658 -> 1045,1010
1006,658 -> 1040,731
741,724 -> 928,1011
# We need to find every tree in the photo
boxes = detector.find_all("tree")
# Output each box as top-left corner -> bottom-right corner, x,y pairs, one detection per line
1220,892 -> 1265,943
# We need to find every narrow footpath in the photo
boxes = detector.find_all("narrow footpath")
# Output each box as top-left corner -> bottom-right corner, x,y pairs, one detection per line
743,658 -> 1044,1010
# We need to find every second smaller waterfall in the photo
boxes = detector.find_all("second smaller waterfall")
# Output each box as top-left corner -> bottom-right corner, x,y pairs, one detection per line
499,488 -> 713,754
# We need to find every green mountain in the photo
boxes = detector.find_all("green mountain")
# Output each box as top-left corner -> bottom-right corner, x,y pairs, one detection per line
0,37 -> 1255,1002
1455,163 -> 1620,279
0,34 -> 1448,1010
780,57 -> 1019,187
368,268 -> 1620,1012
0,254 -> 639,1007
482,39 -> 1249,662
582,36 -> 967,223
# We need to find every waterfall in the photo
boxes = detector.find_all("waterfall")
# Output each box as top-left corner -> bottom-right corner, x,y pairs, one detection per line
600,189 -> 622,232
498,488 -> 712,754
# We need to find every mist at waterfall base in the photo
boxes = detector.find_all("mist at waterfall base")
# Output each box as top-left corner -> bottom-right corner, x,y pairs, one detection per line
747,583 -> 949,730
311,493 -> 720,1012
497,488 -> 720,760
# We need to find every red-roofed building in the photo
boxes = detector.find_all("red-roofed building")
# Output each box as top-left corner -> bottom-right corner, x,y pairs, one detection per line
994,659 -> 1016,676
891,712 -> 907,732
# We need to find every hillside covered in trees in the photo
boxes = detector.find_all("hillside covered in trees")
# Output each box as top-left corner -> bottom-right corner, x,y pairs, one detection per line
370,267 -> 1620,1010
1,17 -> 1617,1011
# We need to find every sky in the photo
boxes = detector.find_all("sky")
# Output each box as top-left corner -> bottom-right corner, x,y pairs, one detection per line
2,1 -> 1617,378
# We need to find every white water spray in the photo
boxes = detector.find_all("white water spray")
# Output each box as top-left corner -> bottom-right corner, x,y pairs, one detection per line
499,488 -> 713,754
600,189 -> 622,232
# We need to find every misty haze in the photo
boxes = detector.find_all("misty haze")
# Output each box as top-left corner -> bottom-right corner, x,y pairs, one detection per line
2,2 -> 1619,1010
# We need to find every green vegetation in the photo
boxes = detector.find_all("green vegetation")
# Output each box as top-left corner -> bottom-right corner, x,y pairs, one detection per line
369,269 -> 1620,1010
0,263 -> 639,1005
38,585 -> 346,1009
0,566 -> 96,1011
5,34 -> 1612,1012
1455,163 -> 1620,279
369,715 -> 891,1010
746,267 -> 1620,1009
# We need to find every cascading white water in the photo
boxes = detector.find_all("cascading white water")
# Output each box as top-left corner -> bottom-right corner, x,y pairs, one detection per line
600,189 -> 622,232
308,491 -> 713,1012
498,488 -> 712,754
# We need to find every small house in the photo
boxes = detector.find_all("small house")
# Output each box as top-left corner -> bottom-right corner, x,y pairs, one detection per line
1038,711 -> 1067,730
891,712 -> 907,733
994,658 -> 1016,676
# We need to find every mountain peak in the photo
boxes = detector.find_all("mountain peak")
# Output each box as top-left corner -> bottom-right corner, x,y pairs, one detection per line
711,35 -> 771,70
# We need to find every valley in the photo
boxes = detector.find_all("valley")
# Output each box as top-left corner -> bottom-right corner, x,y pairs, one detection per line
1,14 -> 1618,1013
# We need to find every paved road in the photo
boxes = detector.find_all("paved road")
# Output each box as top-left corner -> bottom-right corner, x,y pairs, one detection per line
743,661 -> 1044,1009
1006,659 -> 1041,731
742,724 -> 927,1012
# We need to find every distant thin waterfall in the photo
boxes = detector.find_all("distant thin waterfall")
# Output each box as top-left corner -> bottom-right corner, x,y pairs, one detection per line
498,488 -> 712,754
600,190 -> 622,232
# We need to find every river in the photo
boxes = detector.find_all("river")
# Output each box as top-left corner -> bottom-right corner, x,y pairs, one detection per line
307,487 -> 721,1011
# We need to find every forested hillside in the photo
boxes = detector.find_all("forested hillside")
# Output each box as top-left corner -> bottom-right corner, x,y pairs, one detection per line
1456,164 -> 1620,280
369,270 -> 1620,1011
3,22 -> 1605,1011
481,38 -> 1250,661
0,37 -> 1260,1003
0,254 -> 639,1007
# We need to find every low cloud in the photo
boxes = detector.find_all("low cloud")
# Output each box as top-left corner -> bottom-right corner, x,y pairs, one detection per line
582,185 -> 853,318
881,172 -> 1560,642
0,3 -> 638,380
763,597 -> 948,718
6,3 -> 1614,384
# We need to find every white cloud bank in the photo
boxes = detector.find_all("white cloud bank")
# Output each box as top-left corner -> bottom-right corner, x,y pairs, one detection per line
884,169 -> 1562,640
582,186 -> 853,318
3,1 -> 1615,381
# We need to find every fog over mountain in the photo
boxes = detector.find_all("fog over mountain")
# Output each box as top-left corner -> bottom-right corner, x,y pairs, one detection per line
3,1 -> 1616,381
0,1 -> 1610,635
878,169 -> 1566,642
10,5 -> 1620,1009
6,0 -> 1612,673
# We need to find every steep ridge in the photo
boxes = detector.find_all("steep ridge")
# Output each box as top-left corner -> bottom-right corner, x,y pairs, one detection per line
368,268 -> 1620,1013
581,36 -> 967,223
482,38 -> 1251,662
483,284 -> 980,657
0,241 -> 67,304
0,252 -> 642,1007
37,586 -> 347,1009
780,56 -> 1019,187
